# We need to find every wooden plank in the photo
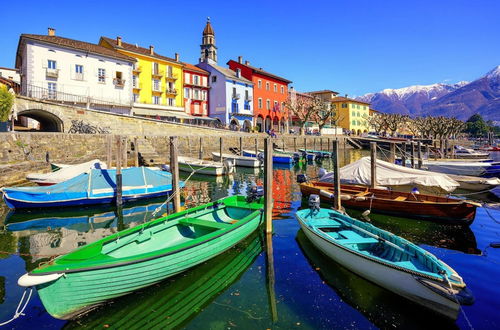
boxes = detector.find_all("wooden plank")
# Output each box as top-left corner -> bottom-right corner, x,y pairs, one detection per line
170,136 -> 181,212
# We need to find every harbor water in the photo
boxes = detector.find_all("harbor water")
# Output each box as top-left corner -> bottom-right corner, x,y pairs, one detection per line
0,150 -> 499,329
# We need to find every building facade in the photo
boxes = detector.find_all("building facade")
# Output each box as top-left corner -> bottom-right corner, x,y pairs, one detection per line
15,28 -> 135,113
99,36 -> 185,119
331,96 -> 371,134
227,57 -> 291,133
183,63 -> 209,117
196,19 -> 254,131
0,67 -> 20,84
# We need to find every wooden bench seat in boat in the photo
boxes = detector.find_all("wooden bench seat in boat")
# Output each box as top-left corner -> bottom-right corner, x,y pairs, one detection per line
355,191 -> 370,197
178,218 -> 231,230
336,230 -> 378,245
394,196 -> 407,201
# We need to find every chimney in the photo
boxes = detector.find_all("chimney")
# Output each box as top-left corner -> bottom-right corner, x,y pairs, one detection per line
236,68 -> 241,78
48,27 -> 55,36
149,45 -> 154,55
345,93 -> 348,98
175,53 -> 179,62
245,60 -> 250,65
238,56 -> 242,64
117,36 -> 122,47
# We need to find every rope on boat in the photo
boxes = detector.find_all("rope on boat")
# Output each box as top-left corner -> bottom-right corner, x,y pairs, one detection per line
0,287 -> 33,326
452,189 -> 495,196
442,273 -> 474,330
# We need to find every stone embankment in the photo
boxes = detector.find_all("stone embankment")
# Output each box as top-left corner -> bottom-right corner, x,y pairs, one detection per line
0,132 -> 347,186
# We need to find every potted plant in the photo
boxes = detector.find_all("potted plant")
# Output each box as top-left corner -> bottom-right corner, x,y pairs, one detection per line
0,86 -> 14,132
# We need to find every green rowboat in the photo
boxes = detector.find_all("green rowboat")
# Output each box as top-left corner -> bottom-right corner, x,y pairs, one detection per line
18,195 -> 264,320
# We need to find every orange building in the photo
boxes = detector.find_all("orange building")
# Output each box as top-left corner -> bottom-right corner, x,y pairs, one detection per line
227,57 -> 292,133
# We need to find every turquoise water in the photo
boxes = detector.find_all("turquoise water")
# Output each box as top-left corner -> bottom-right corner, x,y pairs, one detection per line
0,150 -> 499,329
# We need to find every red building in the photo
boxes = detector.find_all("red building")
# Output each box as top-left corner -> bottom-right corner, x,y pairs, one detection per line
227,57 -> 292,133
183,62 -> 210,117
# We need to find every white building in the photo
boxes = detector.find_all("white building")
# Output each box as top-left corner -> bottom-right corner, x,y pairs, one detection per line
0,67 -> 20,84
15,28 -> 135,113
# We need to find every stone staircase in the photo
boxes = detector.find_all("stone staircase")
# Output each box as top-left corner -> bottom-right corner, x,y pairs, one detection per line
135,138 -> 163,165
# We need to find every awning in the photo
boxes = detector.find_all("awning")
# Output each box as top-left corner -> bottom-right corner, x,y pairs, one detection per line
132,107 -> 199,120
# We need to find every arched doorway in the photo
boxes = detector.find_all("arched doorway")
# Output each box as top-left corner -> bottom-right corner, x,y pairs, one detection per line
265,116 -> 272,132
229,118 -> 240,131
16,109 -> 64,132
243,119 -> 252,132
272,117 -> 279,131
357,129 -> 362,135
256,115 -> 264,132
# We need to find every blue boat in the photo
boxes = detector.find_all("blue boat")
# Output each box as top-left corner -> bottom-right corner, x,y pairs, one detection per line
242,149 -> 295,164
298,149 -> 331,158
296,198 -> 473,320
1,167 -> 184,209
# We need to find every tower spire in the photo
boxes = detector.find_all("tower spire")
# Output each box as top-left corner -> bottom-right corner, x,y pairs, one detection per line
200,18 -> 217,63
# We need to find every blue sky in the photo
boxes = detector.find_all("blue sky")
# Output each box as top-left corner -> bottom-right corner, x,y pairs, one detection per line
2,0 -> 499,96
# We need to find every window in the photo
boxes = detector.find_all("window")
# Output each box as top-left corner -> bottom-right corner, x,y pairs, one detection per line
168,82 -> 174,90
258,80 -> 262,88
266,99 -> 270,110
132,75 -> 137,87
274,101 -> 278,110
48,82 -> 56,98
185,87 -> 190,98
48,60 -> 56,69
352,120 -> 356,125
342,103 -> 347,108
202,90 -> 207,100
153,79 -> 161,91
332,104 -> 337,110
194,89 -> 200,100
282,102 -> 285,110
232,87 -> 236,97
75,64 -> 83,74
357,112 -> 361,117
274,84 -> 277,92
153,62 -> 159,75
258,98 -> 262,108
153,96 -> 160,104
212,76 -> 217,83
168,98 -> 175,106
133,93 -> 139,102
245,90 -> 249,100
193,75 -> 199,85
167,66 -> 173,77
232,99 -> 238,113
98,68 -> 106,83
266,82 -> 270,91
281,86 -> 284,94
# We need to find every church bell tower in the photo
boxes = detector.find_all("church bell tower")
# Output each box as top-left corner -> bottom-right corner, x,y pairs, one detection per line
200,17 -> 217,63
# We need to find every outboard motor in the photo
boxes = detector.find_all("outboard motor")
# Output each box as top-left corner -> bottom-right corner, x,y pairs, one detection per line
411,187 -> 420,195
318,168 -> 327,179
257,152 -> 265,161
161,164 -> 170,172
308,194 -> 321,211
247,185 -> 264,202
296,173 -> 308,183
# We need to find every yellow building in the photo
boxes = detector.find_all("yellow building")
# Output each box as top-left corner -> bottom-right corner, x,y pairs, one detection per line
331,96 -> 371,135
99,36 -> 185,118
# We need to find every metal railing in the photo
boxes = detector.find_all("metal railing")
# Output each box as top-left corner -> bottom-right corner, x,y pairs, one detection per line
113,78 -> 126,87
46,68 -> 59,78
165,88 -> 177,95
232,93 -> 240,100
152,70 -> 164,77
165,72 -> 178,80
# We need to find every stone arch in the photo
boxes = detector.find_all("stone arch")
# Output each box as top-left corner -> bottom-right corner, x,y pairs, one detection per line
265,116 -> 272,132
256,115 -> 264,132
357,129 -> 362,135
16,109 -> 64,132
243,119 -> 252,132
229,118 -> 240,131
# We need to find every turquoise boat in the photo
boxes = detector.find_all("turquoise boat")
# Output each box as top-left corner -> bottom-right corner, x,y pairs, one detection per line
296,202 -> 474,320
17,195 -> 264,320
298,148 -> 332,158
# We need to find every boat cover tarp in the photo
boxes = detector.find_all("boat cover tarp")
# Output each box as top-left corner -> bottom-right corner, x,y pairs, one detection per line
321,157 -> 459,193
3,167 -> 179,205
26,159 -> 107,184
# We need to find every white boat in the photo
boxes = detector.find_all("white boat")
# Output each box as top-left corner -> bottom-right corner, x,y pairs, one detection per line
211,152 -> 262,168
448,175 -> 500,192
319,157 -> 459,195
177,156 -> 234,176
423,160 -> 500,177
26,159 -> 107,186
296,205 -> 474,320
453,146 -> 490,159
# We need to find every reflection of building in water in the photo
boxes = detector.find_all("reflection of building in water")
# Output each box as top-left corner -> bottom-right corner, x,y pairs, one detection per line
271,168 -> 295,218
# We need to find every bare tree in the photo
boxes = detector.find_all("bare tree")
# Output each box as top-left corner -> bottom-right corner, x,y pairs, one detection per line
312,99 -> 334,131
367,113 -> 388,135
385,114 -> 408,136
284,94 -> 317,135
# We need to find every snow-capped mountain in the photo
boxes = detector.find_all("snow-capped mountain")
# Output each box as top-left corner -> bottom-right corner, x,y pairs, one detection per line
358,65 -> 499,121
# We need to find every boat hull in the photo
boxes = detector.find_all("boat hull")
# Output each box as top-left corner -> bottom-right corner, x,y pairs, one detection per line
297,218 -> 460,319
211,152 -> 261,168
300,182 -> 476,225
242,150 -> 293,164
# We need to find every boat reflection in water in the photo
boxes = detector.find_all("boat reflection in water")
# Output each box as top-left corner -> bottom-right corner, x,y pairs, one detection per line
65,233 -> 262,329
295,230 -> 458,329
345,209 -> 480,255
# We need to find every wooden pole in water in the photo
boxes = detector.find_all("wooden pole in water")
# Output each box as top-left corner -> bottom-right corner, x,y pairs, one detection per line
219,137 -> 223,164
304,137 -> 307,152
313,138 -> 316,151
255,137 -> 258,156
320,138 -> 323,151
239,136 -> 243,156
417,141 -> 423,169
370,142 -> 377,189
425,143 -> 430,159
401,142 -> 407,167
169,136 -> 181,212
266,232 -> 278,322
389,142 -> 396,164
444,139 -> 449,158
332,139 -> 342,211
282,138 -> 285,151
123,137 -> 128,168
134,137 -> 139,167
115,135 -> 123,206
293,137 -> 297,151
433,140 -> 438,160
198,137 -> 203,159
264,137 -> 274,234
410,142 -> 415,168
107,135 -> 113,168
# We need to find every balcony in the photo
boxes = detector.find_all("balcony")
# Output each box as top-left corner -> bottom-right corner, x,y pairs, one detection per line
151,70 -> 164,78
152,85 -> 162,93
165,72 -> 178,80
46,68 -> 59,78
132,82 -> 142,90
165,88 -> 177,95
245,96 -> 252,101
74,73 -> 84,81
113,78 -> 126,87
232,93 -> 240,100
132,65 -> 142,73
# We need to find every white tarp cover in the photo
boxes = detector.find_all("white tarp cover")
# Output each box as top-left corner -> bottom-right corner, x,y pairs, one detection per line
26,159 -> 107,184
321,157 -> 459,193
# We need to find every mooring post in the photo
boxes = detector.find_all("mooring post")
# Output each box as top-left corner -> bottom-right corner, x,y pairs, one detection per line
107,135 -> 113,168
320,138 -> 323,151
219,137 -> 223,164
401,142 -> 407,167
123,137 -> 128,168
304,137 -> 307,152
198,137 -> 203,160
293,137 -> 297,151
332,139 -> 342,211
444,139 -> 449,158
440,139 -> 444,158
266,232 -> 278,322
169,136 -> 181,212
282,138 -> 285,151
370,142 -> 377,189
425,143 -> 430,159
115,135 -> 123,206
239,136 -> 243,156
264,137 -> 274,234
134,137 -> 139,167
313,138 -> 316,151
417,141 -> 423,169
255,137 -> 258,156
433,140 -> 438,160
410,142 -> 416,168
389,142 -> 396,164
